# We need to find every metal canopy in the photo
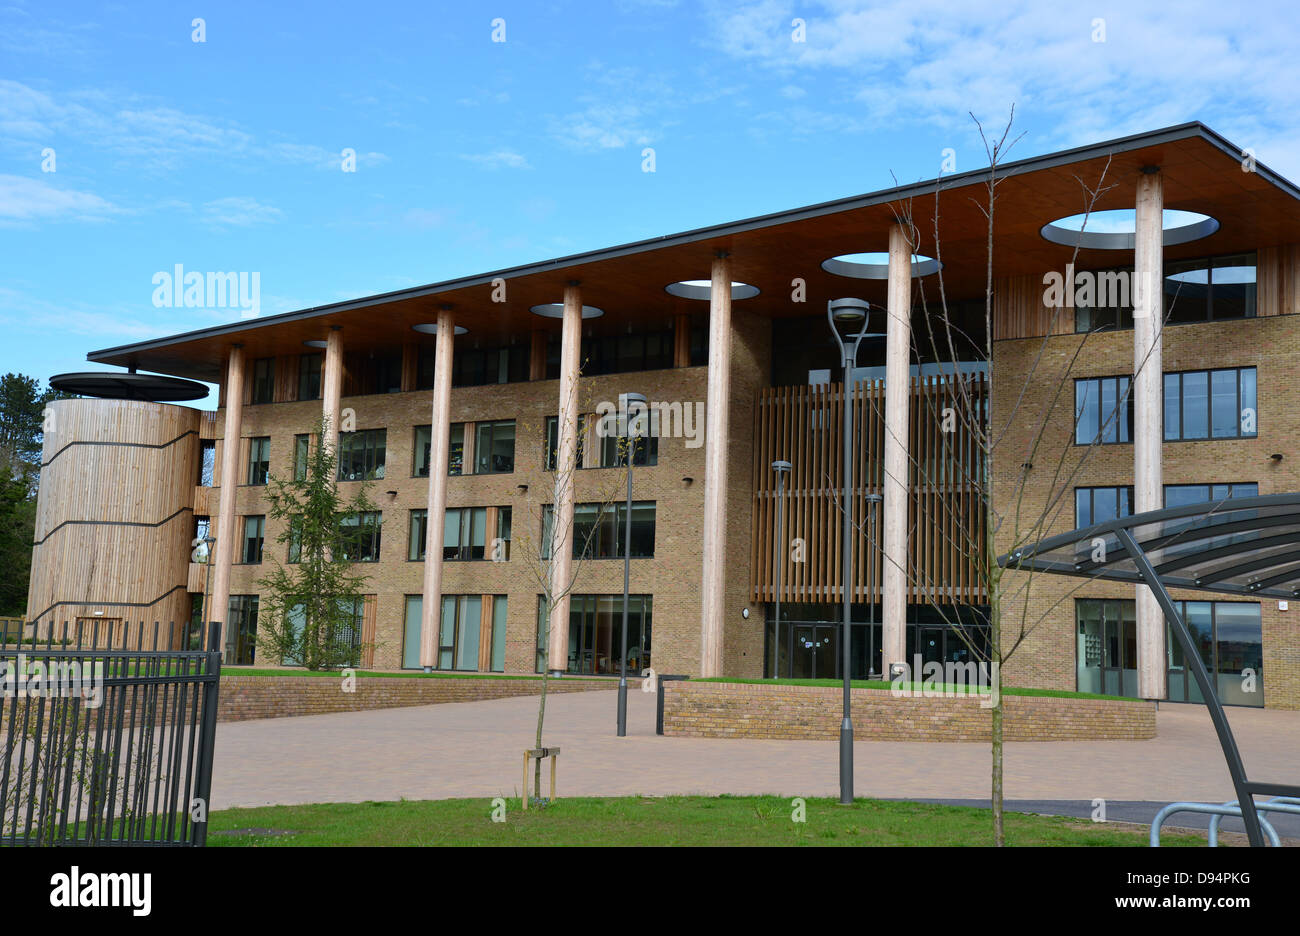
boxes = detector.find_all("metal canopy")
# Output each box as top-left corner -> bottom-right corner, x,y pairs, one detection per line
49,371 -> 209,402
998,492 -> 1300,848
1001,493 -> 1300,599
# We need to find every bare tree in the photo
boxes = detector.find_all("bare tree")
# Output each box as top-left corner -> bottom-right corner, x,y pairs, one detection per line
509,366 -> 636,801
862,107 -> 1171,844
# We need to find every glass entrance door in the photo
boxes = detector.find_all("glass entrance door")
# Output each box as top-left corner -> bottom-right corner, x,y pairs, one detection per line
790,624 -> 837,679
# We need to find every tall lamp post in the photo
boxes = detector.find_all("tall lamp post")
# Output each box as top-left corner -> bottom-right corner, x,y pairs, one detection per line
771,460 -> 791,678
827,297 -> 872,805
200,534 -> 216,651
617,392 -> 647,737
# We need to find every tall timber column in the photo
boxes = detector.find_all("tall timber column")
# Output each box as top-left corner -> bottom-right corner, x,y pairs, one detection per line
699,253 -> 732,677
547,284 -> 583,673
210,344 -> 245,630
1135,169 -> 1166,700
420,307 -> 456,671
322,326 -> 344,453
882,225 -> 912,673
530,328 -> 547,380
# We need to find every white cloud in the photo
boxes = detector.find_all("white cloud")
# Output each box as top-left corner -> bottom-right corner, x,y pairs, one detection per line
460,150 -> 532,170
0,174 -> 119,223
200,196 -> 283,228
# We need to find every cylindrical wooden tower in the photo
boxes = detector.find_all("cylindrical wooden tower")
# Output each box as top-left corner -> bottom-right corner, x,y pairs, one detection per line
27,399 -> 200,642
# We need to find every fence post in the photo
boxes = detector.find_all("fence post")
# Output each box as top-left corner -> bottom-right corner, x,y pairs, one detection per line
191,621 -> 222,846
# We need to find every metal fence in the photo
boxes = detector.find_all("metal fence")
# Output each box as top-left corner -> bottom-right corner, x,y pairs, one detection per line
1,621 -> 222,846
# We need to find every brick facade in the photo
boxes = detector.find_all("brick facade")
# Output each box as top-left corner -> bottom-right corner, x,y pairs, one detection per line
662,680 -> 1156,741
993,312 -> 1300,710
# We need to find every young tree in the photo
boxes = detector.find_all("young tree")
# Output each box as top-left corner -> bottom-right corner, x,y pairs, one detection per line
880,108 -> 1162,844
511,367 -> 635,800
256,416 -> 378,670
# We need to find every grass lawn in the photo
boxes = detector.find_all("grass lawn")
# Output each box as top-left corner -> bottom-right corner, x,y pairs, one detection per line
207,796 -> 1201,846
701,677 -> 1135,703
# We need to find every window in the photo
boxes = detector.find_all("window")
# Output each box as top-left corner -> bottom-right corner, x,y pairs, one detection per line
440,595 -> 482,671
1073,265 -> 1135,333
241,515 -> 265,564
1163,367 -> 1256,441
293,434 -> 310,481
198,440 -> 216,486
1074,598 -> 1136,697
599,430 -> 658,467
297,354 -> 322,401
1164,253 -> 1257,324
580,331 -> 674,376
453,345 -> 529,387
414,425 -> 432,477
542,501 -> 656,559
545,415 -> 587,471
1164,483 -> 1258,508
251,358 -> 275,405
1074,376 -> 1132,445
337,428 -> 386,480
226,595 -> 259,665
193,516 -> 211,562
339,511 -> 381,562
1075,486 -> 1133,528
287,516 -> 303,564
409,509 -> 428,561
1167,602 -> 1263,707
246,436 -> 270,485
402,594 -> 507,672
440,506 -> 512,561
536,594 -> 652,675
475,420 -> 515,474
449,424 -> 464,475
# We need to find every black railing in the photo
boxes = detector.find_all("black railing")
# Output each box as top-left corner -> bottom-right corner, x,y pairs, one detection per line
1,620 -> 222,847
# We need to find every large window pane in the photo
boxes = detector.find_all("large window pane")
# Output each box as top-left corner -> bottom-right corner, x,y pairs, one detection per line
1211,369 -> 1238,438
1163,373 -> 1180,441
1181,371 -> 1208,439
475,420 -> 515,474
491,596 -> 507,672
402,596 -> 422,669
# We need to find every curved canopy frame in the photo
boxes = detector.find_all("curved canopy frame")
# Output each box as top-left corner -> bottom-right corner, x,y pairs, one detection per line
999,493 -> 1300,847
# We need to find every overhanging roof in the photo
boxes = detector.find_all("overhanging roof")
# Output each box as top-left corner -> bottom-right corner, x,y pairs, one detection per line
87,122 -> 1300,383
999,493 -> 1300,600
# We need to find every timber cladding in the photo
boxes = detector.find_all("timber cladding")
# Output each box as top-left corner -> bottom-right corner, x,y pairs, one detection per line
661,680 -> 1156,741
217,673 -> 620,722
27,399 -> 199,638
750,374 -> 987,607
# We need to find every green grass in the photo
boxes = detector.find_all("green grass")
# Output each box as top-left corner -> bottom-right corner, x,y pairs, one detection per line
221,667 -> 572,680
206,796 -> 1200,846
699,677 -> 1135,703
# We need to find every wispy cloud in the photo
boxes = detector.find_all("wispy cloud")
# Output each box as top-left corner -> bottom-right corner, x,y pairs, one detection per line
460,149 -> 532,170
0,174 -> 119,223
201,196 -> 283,228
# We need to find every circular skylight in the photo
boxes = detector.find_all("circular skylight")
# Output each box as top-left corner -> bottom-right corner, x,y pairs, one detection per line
821,252 -> 942,279
529,303 -> 605,319
663,280 -> 760,300
1040,209 -> 1219,250
411,323 -> 469,335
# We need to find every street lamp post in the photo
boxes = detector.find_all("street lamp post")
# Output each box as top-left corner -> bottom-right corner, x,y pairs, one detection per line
617,392 -> 647,737
827,297 -> 871,805
771,460 -> 791,678
200,534 -> 216,651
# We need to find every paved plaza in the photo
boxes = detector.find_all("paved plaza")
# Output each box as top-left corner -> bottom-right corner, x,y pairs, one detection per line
209,687 -> 1300,820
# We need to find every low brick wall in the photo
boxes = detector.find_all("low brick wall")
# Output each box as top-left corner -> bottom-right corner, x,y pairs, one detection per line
662,681 -> 1156,741
218,673 -> 619,723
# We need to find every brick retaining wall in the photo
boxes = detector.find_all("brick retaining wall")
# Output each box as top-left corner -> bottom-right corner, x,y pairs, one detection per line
662,681 -> 1156,741
217,673 -> 619,723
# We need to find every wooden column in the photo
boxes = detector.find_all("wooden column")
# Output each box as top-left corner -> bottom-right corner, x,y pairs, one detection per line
547,286 -> 583,673
210,345 -> 245,632
401,342 -> 418,392
699,254 -> 732,677
322,326 -> 344,451
882,225 -> 912,672
673,312 -> 691,367
530,328 -> 547,381
420,307 -> 456,671
1134,170 -> 1166,700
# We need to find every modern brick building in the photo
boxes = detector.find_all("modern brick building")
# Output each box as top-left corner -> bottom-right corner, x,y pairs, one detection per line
28,122 -> 1300,709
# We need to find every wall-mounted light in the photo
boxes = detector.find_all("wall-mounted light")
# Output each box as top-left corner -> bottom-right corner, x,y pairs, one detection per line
517,483 -> 529,493
385,490 -> 398,498
1270,453 -> 1284,462
1021,462 -> 1033,471
681,476 -> 694,485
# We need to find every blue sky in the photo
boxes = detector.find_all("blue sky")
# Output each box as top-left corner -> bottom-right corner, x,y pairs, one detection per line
3,0 -> 1298,406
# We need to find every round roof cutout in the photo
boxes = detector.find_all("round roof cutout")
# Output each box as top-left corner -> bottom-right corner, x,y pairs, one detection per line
1040,209 -> 1219,250
663,280 -> 760,300
821,252 -> 942,279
